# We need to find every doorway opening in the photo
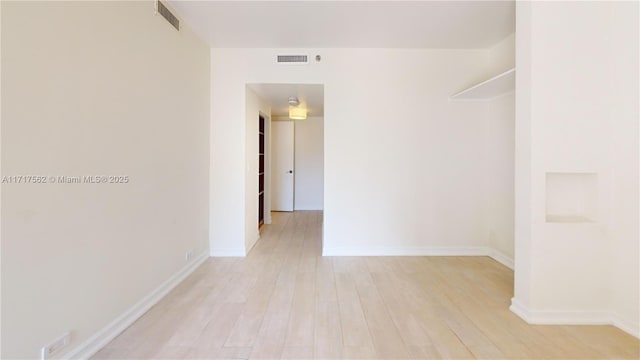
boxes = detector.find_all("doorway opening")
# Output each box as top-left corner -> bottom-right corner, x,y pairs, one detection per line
247,83 -> 325,245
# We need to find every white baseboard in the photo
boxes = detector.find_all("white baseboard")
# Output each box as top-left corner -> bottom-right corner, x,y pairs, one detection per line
210,247 -> 245,257
509,297 -> 530,321
322,245 -> 515,270
487,248 -> 514,270
61,251 -> 209,360
510,298 -> 610,324
322,246 -> 489,257
611,312 -> 640,339
510,297 -> 640,339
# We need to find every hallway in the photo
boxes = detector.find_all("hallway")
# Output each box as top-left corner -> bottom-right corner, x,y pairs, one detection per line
94,211 -> 639,359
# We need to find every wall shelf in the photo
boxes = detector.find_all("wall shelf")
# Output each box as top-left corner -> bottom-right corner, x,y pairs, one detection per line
450,68 -> 515,101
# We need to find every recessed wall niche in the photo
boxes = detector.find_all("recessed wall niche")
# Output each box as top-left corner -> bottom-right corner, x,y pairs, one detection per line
545,172 -> 598,223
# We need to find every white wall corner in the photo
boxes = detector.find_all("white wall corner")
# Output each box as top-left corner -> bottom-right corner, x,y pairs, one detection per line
60,250 -> 209,360
210,247 -> 246,257
246,230 -> 260,254
510,298 -> 639,339
487,248 -> 514,270
610,313 -> 640,339
509,297 -> 531,322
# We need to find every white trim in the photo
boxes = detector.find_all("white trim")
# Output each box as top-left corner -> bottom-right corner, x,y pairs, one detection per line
611,312 -> 640,339
245,232 -> 260,255
322,246 -> 489,257
509,297 -> 530,321
210,247 -> 245,257
293,206 -> 325,211
322,245 -> 515,270
510,297 -> 610,324
488,248 -> 514,270
510,298 -> 640,339
61,251 -> 209,360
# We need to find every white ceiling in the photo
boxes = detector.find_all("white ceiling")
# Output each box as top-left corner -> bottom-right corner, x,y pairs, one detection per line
248,84 -> 324,117
168,1 -> 515,49
171,1 -> 514,115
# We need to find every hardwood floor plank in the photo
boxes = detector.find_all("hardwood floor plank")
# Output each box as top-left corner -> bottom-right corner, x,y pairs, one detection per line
249,221 -> 300,359
223,280 -> 274,347
371,273 -> 438,350
187,345 -> 252,360
562,325 -> 640,359
281,345 -> 314,359
334,273 -> 376,353
191,302 -> 244,350
316,257 -> 338,302
314,300 -> 343,359
285,272 -> 316,347
93,211 -> 639,360
351,271 -> 411,359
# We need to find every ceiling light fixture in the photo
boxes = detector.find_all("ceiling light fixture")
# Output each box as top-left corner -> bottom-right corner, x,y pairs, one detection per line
289,106 -> 307,120
287,96 -> 307,120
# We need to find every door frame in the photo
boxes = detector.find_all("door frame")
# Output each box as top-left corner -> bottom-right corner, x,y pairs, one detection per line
260,111 -> 272,225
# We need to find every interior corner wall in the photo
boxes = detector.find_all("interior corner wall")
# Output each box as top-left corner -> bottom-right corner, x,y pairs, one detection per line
245,87 -> 271,253
210,48 -> 495,257
1,2 -> 210,358
513,1 -> 639,337
295,116 -> 324,211
609,1 -> 639,337
0,3 -> 4,356
484,93 -> 515,263
487,33 -> 515,76
483,33 -> 515,264
512,0 -> 534,316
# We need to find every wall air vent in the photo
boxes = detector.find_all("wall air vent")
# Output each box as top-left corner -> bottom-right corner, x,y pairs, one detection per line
277,55 -> 309,64
156,0 -> 179,31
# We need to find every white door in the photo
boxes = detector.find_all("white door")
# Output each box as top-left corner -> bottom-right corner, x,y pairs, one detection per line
271,121 -> 294,211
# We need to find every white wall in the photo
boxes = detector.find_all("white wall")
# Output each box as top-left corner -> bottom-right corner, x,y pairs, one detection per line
487,33 -> 515,76
512,1 -> 639,338
1,2 -> 210,358
513,0 -> 534,318
245,87 -> 271,253
0,3 -> 4,357
484,93 -> 515,264
209,52 -> 245,256
210,48 -> 496,256
484,34 -> 515,264
295,116 -> 324,210
609,1 -> 639,337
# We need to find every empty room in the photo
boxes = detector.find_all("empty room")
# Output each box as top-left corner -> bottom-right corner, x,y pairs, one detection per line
1,1 -> 639,359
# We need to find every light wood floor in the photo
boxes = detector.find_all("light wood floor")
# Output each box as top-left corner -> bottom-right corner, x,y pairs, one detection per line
94,211 -> 639,359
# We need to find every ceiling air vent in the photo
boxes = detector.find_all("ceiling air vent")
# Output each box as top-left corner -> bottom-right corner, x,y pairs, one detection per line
277,55 -> 309,64
156,0 -> 179,31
